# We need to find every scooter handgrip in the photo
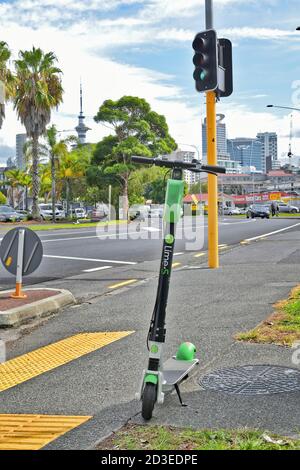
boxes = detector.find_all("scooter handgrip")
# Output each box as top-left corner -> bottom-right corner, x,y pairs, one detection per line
201,164 -> 226,174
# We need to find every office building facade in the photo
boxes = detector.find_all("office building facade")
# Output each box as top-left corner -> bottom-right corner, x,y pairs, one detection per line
202,113 -> 227,160
227,138 -> 264,172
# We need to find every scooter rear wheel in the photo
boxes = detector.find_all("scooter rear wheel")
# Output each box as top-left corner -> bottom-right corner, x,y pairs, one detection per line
142,383 -> 157,421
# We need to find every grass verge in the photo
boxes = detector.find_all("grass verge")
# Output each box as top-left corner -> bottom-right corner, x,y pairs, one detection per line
97,424 -> 300,450
0,220 -> 127,232
235,286 -> 300,347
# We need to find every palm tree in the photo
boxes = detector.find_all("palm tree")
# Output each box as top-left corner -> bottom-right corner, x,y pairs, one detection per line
13,47 -> 63,219
18,172 -> 32,211
0,41 -> 14,129
5,168 -> 23,208
58,147 -> 89,216
46,125 -> 75,223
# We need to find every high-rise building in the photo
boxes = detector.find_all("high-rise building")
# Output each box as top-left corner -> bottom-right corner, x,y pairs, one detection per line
227,138 -> 264,172
168,150 -> 200,186
6,157 -> 15,168
16,133 -> 27,169
256,132 -> 278,168
202,113 -> 227,160
75,83 -> 90,144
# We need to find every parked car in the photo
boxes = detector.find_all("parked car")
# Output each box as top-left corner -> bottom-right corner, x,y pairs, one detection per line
15,210 -> 29,220
39,204 -> 66,221
223,207 -> 241,216
0,205 -> 22,222
246,204 -> 270,219
73,207 -> 86,219
277,202 -> 299,214
91,208 -> 108,222
148,208 -> 164,218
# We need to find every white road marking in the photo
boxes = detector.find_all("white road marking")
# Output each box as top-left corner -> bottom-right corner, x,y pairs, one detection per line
142,227 -> 161,232
243,222 -> 300,243
43,255 -> 137,265
174,252 -> 184,256
83,266 -> 112,273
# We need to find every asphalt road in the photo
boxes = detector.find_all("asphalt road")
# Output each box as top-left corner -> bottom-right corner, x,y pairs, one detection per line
0,216 -> 299,290
0,227 -> 299,449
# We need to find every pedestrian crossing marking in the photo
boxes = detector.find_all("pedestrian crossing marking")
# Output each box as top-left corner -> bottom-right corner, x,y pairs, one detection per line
0,332 -> 133,393
0,414 -> 91,450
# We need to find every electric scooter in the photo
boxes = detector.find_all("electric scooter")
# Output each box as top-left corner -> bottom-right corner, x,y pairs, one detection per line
132,155 -> 226,420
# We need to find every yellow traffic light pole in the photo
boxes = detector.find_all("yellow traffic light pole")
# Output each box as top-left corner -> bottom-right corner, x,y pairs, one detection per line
206,90 -> 219,268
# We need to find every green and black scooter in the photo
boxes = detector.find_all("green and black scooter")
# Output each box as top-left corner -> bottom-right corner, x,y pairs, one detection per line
132,156 -> 226,420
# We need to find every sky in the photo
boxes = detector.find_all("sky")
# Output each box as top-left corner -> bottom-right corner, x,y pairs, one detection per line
1,0 -> 300,164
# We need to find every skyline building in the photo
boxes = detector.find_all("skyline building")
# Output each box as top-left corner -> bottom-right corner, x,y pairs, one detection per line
168,150 -> 200,186
227,138 -> 264,173
75,83 -> 90,144
202,114 -> 227,160
16,133 -> 27,170
256,132 -> 278,165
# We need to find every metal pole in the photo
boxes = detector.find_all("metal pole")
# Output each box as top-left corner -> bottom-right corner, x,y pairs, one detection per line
108,184 -> 112,221
207,91 -> 219,268
206,0 -> 214,29
205,0 -> 219,268
11,229 -> 27,299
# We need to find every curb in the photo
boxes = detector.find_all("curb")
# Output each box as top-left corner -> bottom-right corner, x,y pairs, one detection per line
0,288 -> 76,327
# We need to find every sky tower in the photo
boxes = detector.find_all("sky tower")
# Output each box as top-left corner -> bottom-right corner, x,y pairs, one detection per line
75,82 -> 90,144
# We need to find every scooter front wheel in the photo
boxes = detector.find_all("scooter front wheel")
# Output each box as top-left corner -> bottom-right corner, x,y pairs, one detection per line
142,383 -> 157,421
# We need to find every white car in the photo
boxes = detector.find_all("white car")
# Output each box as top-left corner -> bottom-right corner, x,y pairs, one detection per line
223,207 -> 241,216
39,204 -> 66,220
74,208 -> 86,219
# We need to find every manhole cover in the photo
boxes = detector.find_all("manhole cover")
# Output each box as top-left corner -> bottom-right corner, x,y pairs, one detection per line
199,365 -> 300,396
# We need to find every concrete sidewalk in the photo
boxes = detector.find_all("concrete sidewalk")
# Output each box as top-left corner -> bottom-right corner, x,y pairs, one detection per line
0,226 -> 299,449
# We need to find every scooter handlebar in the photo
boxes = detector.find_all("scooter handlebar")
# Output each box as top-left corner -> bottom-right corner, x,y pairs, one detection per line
131,156 -> 226,174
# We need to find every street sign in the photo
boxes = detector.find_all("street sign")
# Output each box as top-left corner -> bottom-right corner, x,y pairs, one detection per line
0,228 -> 43,276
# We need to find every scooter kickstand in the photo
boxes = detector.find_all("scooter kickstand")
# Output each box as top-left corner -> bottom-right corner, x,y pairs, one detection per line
174,384 -> 187,407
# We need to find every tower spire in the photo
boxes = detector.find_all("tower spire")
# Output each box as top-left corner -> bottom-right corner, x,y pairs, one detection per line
75,81 -> 90,144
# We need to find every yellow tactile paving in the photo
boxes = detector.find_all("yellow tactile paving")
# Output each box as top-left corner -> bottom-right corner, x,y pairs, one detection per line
0,414 -> 91,450
0,332 -> 133,393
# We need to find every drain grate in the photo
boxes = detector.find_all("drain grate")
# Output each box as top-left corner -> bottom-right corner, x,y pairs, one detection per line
199,365 -> 300,396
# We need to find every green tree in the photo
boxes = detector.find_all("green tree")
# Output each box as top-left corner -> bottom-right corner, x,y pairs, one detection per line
58,145 -> 91,215
189,182 -> 208,194
46,125 -> 76,222
93,96 -> 177,219
0,41 -> 14,129
4,168 -> 23,208
0,191 -> 7,204
18,172 -> 32,211
13,47 -> 63,219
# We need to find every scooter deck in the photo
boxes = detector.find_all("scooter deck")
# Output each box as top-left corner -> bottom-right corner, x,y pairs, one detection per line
162,358 -> 199,386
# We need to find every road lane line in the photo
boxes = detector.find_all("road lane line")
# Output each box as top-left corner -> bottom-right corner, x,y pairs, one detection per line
0,414 -> 91,450
174,252 -> 184,256
43,255 -> 136,265
83,266 -> 112,273
194,252 -> 206,258
242,222 -> 300,243
0,332 -> 134,393
109,279 -> 137,289
172,262 -> 181,268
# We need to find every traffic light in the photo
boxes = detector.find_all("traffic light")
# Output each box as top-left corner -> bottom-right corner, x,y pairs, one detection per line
192,29 -> 218,93
218,39 -> 233,97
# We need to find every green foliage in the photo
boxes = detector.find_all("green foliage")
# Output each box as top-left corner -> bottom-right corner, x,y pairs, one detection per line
0,191 -> 7,204
100,425 -> 300,451
189,182 -> 208,194
92,96 -> 177,217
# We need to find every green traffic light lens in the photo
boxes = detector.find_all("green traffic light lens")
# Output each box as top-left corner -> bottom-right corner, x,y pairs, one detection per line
200,70 -> 208,81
